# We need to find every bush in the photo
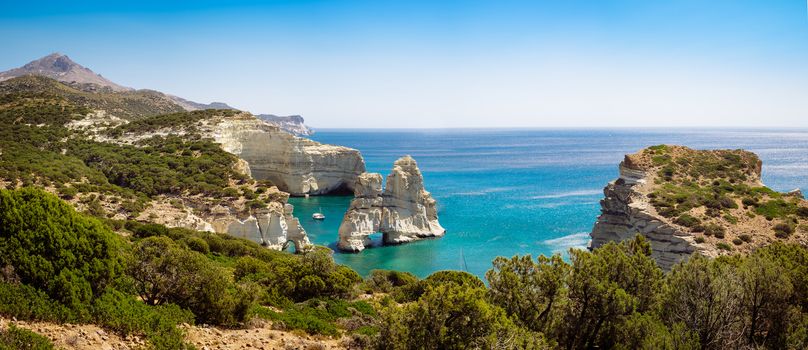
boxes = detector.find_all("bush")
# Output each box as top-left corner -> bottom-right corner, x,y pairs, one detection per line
0,188 -> 123,310
92,289 -> 193,348
362,270 -> 419,294
703,223 -> 726,238
694,236 -> 705,244
675,214 -> 701,228
739,234 -> 752,242
717,242 -> 732,251
0,282 -> 77,323
130,236 -> 254,325
0,325 -> 54,350
774,223 -> 794,239
180,236 -> 210,255
732,238 -> 743,245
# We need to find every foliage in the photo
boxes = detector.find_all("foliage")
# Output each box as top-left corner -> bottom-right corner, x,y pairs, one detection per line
252,298 -> 376,336
377,283 -> 549,350
107,108 -> 238,135
486,254 -> 568,334
0,188 -> 124,311
129,236 -> 253,325
0,325 -> 54,350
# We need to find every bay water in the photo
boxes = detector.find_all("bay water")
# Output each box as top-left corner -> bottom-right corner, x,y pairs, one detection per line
288,129 -> 808,279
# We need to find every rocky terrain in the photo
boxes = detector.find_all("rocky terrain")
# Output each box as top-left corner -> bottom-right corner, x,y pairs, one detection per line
257,114 -> 314,136
338,156 -> 445,252
1,317 -> 347,350
590,145 -> 808,269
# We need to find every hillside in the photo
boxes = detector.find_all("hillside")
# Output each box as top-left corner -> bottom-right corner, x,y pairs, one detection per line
591,145 -> 808,269
0,53 -> 131,92
0,53 -> 314,134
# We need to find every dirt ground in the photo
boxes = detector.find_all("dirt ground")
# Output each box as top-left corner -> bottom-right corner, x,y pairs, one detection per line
0,318 -> 348,350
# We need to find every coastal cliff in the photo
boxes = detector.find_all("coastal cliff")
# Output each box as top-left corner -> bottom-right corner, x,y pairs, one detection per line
211,114 -> 364,196
338,156 -> 445,252
256,114 -> 314,136
590,145 -> 808,270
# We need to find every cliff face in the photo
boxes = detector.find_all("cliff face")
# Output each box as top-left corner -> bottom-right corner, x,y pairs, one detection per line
590,145 -> 807,270
589,163 -> 704,270
211,115 -> 365,196
256,114 -> 314,136
338,156 -> 445,252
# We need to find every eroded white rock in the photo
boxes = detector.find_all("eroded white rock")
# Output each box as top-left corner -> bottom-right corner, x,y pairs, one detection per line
338,156 -> 445,252
211,115 -> 366,196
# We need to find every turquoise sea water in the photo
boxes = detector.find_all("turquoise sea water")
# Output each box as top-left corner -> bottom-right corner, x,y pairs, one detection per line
289,129 -> 808,279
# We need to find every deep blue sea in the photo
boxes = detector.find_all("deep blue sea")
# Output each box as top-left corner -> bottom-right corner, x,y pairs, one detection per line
288,129 -> 808,279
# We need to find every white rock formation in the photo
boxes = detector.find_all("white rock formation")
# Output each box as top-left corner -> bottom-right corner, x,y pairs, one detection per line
338,156 -> 445,252
210,115 -> 365,196
226,204 -> 311,252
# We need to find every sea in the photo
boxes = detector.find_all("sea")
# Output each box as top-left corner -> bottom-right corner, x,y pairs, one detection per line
288,129 -> 808,279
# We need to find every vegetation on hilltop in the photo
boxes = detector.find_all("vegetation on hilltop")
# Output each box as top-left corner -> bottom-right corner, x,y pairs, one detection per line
636,145 -> 807,251
106,108 -> 239,136
1,188 -> 806,349
0,75 -> 183,120
0,76 -> 270,219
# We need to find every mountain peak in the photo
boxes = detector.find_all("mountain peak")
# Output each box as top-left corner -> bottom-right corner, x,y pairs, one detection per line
0,53 -> 131,91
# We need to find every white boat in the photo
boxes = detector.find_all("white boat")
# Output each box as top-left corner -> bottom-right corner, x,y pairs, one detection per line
312,207 -> 325,220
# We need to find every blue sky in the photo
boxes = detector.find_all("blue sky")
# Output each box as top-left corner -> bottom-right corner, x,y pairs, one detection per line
2,0 -> 807,128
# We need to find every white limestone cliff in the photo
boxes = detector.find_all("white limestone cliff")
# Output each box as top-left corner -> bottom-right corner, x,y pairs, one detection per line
337,156 -> 445,252
210,114 -> 366,196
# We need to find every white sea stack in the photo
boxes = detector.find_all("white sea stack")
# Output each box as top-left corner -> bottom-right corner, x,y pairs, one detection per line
338,156 -> 445,252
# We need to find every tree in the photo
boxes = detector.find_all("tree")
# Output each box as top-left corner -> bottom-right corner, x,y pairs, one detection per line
662,256 -> 744,350
0,188 -> 123,311
486,253 -> 569,334
377,283 -> 550,350
129,236 -> 250,325
559,236 -> 663,349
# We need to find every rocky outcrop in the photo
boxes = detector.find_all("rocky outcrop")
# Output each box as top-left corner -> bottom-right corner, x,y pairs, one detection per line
225,204 -> 311,252
590,145 -> 807,270
589,163 -> 705,270
210,114 -> 365,196
338,156 -> 445,252
256,114 -> 314,136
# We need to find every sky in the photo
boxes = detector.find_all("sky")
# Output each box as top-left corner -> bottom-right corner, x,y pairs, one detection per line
1,0 -> 808,128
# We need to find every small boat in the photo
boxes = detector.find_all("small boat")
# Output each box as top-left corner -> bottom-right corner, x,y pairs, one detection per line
312,207 -> 325,220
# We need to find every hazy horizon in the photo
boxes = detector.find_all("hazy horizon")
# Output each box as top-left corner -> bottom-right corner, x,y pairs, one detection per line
2,1 -> 807,128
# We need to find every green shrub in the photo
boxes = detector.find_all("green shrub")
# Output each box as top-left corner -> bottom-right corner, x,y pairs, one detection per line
0,188 -> 123,310
0,325 -> 54,350
703,223 -> 726,238
755,199 -> 797,219
362,270 -> 419,294
92,289 -> 193,348
739,234 -> 752,242
58,186 -> 78,200
774,223 -> 794,239
717,242 -> 732,251
797,206 -> 808,218
0,282 -> 77,322
732,238 -> 743,245
180,236 -> 210,255
694,236 -> 705,244
130,236 -> 254,325
675,214 -> 701,228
